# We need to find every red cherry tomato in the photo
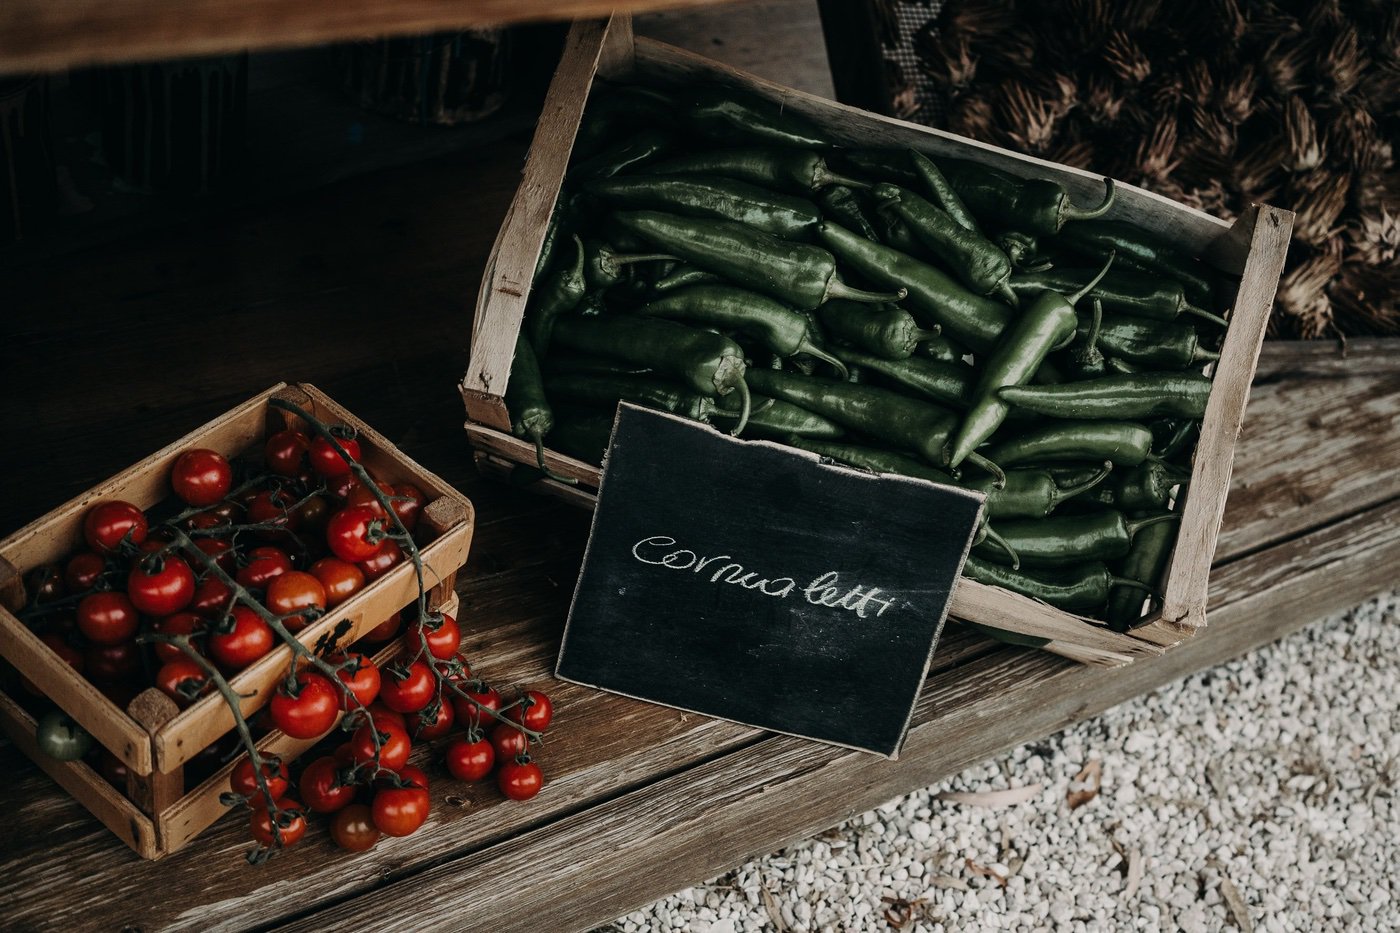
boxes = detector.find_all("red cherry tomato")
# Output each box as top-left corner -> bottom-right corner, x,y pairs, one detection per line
507,690 -> 555,733
127,554 -> 196,616
247,489 -> 302,534
371,765 -> 430,837
191,537 -> 236,573
403,613 -> 460,661
269,672 -> 340,739
444,736 -> 495,782
76,592 -> 139,645
332,652 -> 381,709
497,759 -> 544,801
365,702 -> 407,730
390,483 -> 426,532
27,565 -> 64,603
299,756 -> 357,814
83,501 -> 148,554
152,612 -> 205,663
330,803 -> 381,853
309,434 -> 361,478
452,685 -> 502,730
348,718 -> 411,771
490,723 -> 529,761
264,430 -> 310,477
326,506 -> 384,563
343,479 -> 394,519
84,641 -> 142,683
250,799 -> 306,848
406,699 -> 454,741
295,494 -> 331,534
189,576 -> 234,618
326,472 -> 360,503
154,657 -> 210,708
236,546 -> 293,590
170,448 -> 233,507
230,756 -> 290,805
309,557 -> 364,608
64,551 -> 107,592
357,539 -> 403,582
379,661 -> 436,714
360,611 -> 402,644
207,605 -> 275,671
24,634 -> 84,696
265,571 -> 326,632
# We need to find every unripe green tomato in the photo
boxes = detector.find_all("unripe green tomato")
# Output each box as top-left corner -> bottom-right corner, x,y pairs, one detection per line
36,710 -> 94,761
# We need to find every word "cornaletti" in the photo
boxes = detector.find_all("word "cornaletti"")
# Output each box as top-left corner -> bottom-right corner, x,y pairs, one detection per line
630,535 -> 898,619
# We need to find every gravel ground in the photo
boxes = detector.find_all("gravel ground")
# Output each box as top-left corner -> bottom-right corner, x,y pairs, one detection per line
601,590 -> 1400,933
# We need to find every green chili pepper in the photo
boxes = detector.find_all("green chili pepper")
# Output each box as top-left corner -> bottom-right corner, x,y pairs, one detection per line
647,262 -> 722,294
640,284 -> 848,377
543,372 -> 724,424
745,368 -> 1004,483
711,395 -> 844,439
817,185 -> 882,242
829,345 -> 974,409
985,421 -> 1155,467
1054,220 -> 1217,308
816,301 -> 940,360
586,174 -> 821,241
836,149 -> 920,187
1106,509 -> 1178,630
569,128 -> 672,182
948,253 -> 1115,468
917,335 -> 968,364
873,183 -> 1018,304
975,510 -> 1177,569
583,239 -> 678,292
1079,312 -> 1221,369
996,231 -> 1051,272
1153,419 -> 1199,460
552,315 -> 751,434
542,350 -> 650,378
1080,460 -> 1187,511
939,160 -> 1117,237
1010,267 -> 1228,326
963,463 -> 1113,520
818,221 -> 1012,351
685,89 -> 830,149
875,210 -> 924,257
548,406 -> 617,467
997,373 -> 1212,421
505,335 -> 578,484
909,150 -> 980,234
646,148 -> 869,193
526,235 -> 587,357
1057,297 -> 1106,379
574,85 -> 677,159
614,211 -> 905,310
1106,357 -> 1140,374
533,198 -> 571,287
962,556 -> 1154,611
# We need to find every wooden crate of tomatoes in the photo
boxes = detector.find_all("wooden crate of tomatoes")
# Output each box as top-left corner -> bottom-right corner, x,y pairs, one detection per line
0,383 -> 556,861
461,15 -> 1294,665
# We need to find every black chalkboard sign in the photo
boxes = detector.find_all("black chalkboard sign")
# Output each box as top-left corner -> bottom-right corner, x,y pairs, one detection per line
555,404 -> 985,758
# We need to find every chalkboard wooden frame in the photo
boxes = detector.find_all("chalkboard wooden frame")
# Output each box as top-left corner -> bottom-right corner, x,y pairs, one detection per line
555,404 -> 985,759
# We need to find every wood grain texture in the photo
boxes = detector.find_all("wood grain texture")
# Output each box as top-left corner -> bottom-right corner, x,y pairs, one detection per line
277,495 -> 1400,933
0,0 -> 736,75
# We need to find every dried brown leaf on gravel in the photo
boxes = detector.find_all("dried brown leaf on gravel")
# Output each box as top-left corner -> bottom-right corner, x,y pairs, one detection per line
1067,759 -> 1104,810
1208,858 -> 1254,932
759,884 -> 788,933
965,858 -> 1010,887
1122,847 -> 1144,902
937,783 -> 1044,808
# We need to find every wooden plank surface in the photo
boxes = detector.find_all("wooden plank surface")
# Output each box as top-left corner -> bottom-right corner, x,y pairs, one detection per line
0,0 -> 738,75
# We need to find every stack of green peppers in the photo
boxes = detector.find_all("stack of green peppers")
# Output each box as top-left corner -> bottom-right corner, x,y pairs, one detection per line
506,78 -> 1235,635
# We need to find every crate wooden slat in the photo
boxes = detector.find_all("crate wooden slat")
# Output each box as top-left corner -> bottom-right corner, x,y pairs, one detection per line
462,14 -> 1294,659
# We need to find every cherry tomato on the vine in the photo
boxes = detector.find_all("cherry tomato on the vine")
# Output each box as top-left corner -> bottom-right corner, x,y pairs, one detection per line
330,803 -> 380,853
265,430 -> 310,477
208,605 -> 275,671
445,736 -> 495,782
360,611 -> 402,644
247,488 -> 302,535
84,641 -> 142,683
404,613 -> 460,661
309,434 -> 361,478
343,479 -> 394,519
250,799 -> 306,848
390,483 -> 425,532
406,699 -> 454,741
357,538 -> 403,582
192,537 -> 236,573
64,551 -> 107,592
230,756 -> 290,806
309,557 -> 364,608
295,494 -> 331,534
152,612 -> 205,663
348,718 -> 411,771
27,565 -> 63,604
76,592 -> 139,645
452,685 -> 502,730
332,652 -> 381,710
507,690 -> 555,733
371,765 -> 430,837
265,571 -> 326,632
83,501 -> 148,554
170,449 -> 232,507
268,672 -> 340,739
299,756 -> 356,814
189,576 -> 234,618
490,723 -> 529,761
326,506 -> 384,563
379,661 -> 436,714
155,658 -> 210,708
236,546 -> 293,590
127,554 -> 196,616
497,759 -> 544,801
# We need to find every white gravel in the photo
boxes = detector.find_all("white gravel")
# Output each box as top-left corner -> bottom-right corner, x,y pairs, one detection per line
600,590 -> 1400,932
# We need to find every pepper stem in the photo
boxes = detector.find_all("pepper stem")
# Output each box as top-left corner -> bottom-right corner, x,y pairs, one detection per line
1063,177 -> 1116,223
607,251 -> 680,271
1183,303 -> 1230,327
1050,460 -> 1113,508
1066,250 -> 1116,306
814,165 -> 872,191
982,523 -> 1021,570
530,428 -> 579,486
912,327 -> 942,342
1108,575 -> 1159,598
1106,357 -> 1138,374
797,339 -> 850,380
1124,511 -> 1180,540
825,277 -> 908,304
725,377 -> 752,437
1192,345 -> 1222,364
995,281 -> 1021,309
964,451 -> 1006,489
